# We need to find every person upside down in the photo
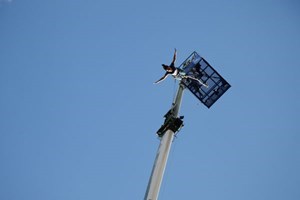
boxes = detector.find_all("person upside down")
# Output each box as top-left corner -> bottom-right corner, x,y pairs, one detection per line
154,49 -> 208,88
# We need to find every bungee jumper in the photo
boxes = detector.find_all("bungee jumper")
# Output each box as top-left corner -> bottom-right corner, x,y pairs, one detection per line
154,48 -> 208,88
154,48 -> 179,84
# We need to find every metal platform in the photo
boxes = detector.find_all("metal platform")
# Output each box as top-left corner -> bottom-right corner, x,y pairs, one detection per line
179,51 -> 231,108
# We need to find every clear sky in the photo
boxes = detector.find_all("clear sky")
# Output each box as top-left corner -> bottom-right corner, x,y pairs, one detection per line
1,0 -> 300,200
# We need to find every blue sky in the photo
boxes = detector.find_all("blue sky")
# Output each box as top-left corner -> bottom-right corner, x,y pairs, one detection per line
0,0 -> 300,200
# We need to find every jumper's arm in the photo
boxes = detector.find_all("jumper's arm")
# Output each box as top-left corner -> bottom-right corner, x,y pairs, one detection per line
154,73 -> 169,84
171,48 -> 177,64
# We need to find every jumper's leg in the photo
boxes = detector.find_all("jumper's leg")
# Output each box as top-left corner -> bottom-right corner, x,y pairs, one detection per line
182,75 -> 209,88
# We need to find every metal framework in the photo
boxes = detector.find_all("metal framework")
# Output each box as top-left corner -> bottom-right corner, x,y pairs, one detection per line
179,51 -> 231,108
144,51 -> 230,200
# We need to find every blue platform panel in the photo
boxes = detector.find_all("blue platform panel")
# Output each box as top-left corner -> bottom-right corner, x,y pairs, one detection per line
178,52 -> 231,108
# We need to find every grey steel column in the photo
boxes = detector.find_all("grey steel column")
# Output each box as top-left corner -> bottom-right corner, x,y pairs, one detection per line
144,83 -> 185,200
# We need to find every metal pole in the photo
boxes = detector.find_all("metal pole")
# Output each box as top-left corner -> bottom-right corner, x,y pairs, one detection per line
144,83 -> 185,200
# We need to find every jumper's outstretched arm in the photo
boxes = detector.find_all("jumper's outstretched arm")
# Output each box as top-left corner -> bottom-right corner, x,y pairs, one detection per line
154,73 -> 169,84
171,48 -> 177,64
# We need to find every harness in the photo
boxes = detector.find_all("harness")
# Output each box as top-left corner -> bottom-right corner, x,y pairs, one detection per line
172,68 -> 209,88
172,68 -> 186,80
